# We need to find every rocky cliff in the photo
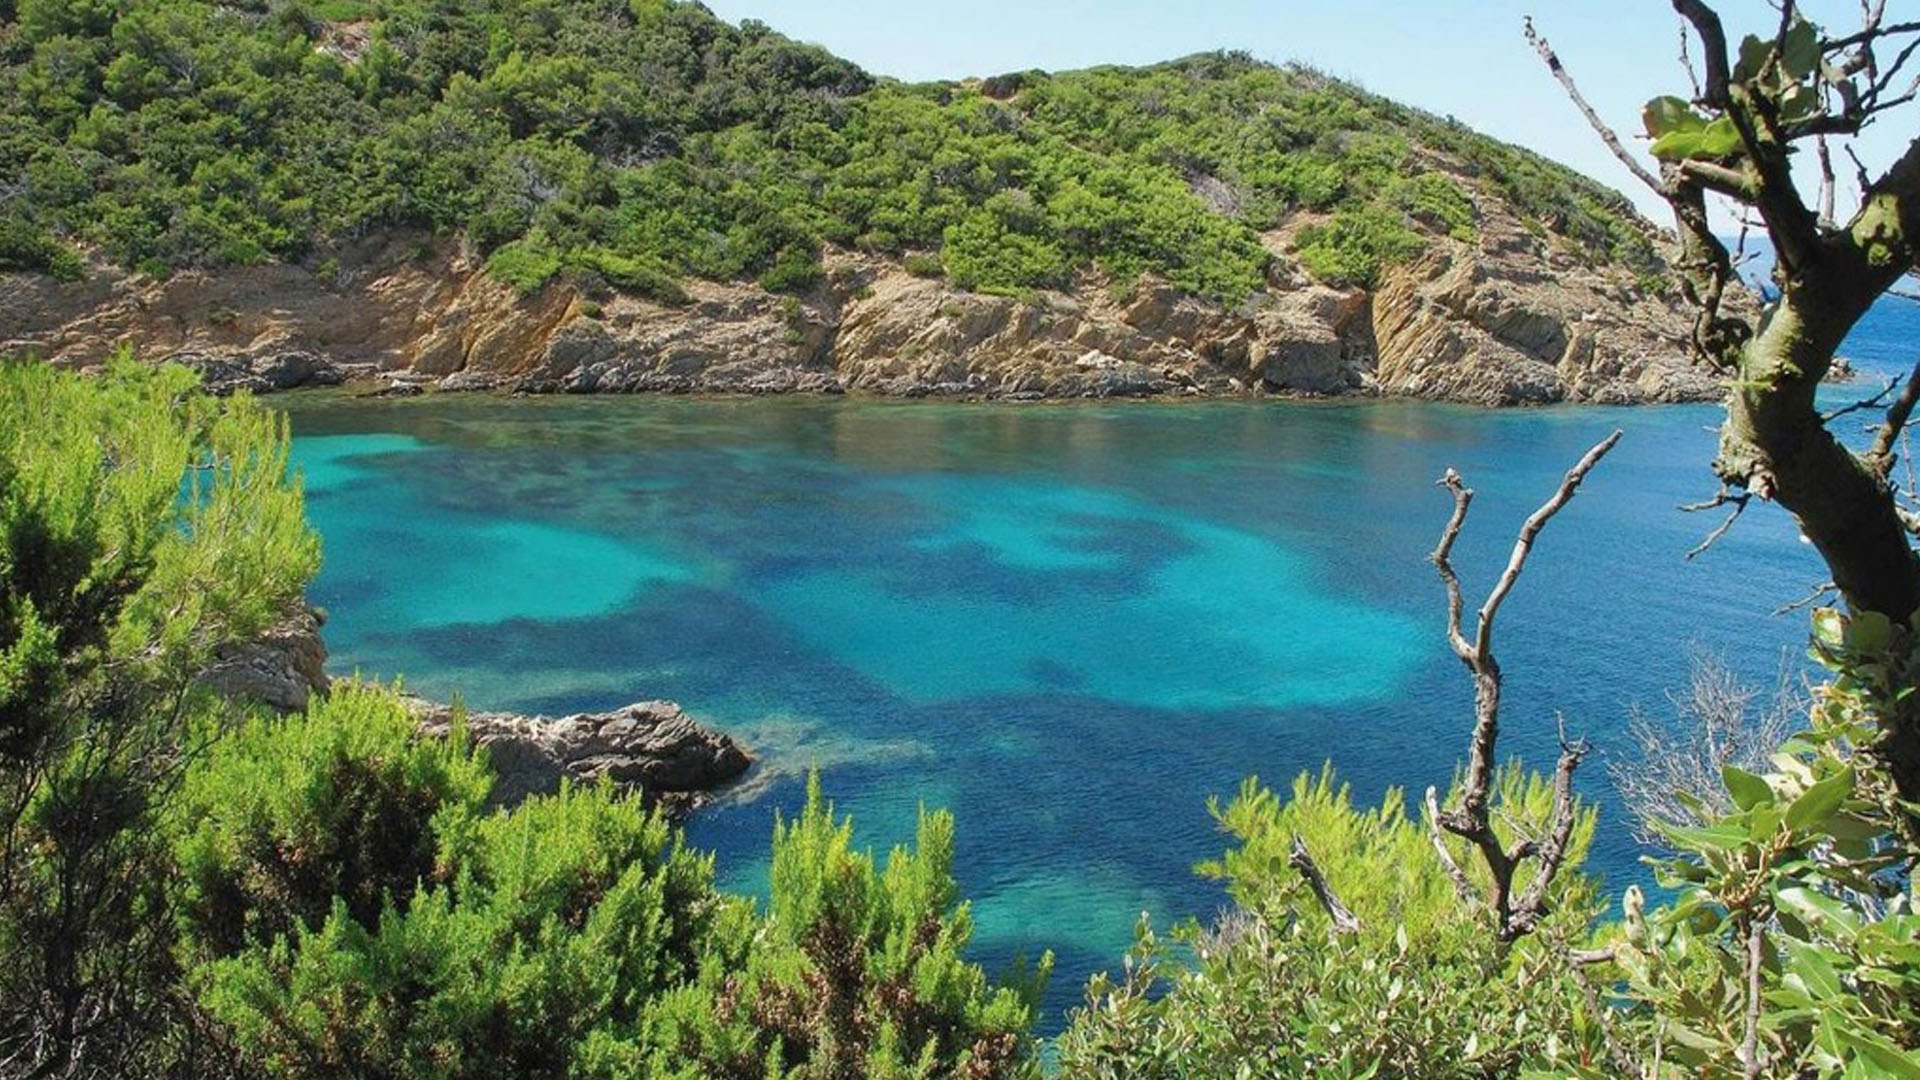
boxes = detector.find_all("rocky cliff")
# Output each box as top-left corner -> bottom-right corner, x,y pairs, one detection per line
2,204 -> 1716,406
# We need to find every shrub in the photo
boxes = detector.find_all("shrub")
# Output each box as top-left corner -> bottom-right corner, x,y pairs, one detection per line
1293,206 -> 1427,288
1057,767 -> 1605,1079
487,234 -> 564,295
0,360 -> 318,1075
171,683 -> 492,960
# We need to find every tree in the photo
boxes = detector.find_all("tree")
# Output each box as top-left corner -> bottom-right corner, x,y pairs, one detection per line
0,358 -> 318,1076
1527,0 -> 1920,817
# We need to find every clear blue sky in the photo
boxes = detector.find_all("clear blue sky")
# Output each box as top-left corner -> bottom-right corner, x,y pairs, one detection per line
702,0 -> 1911,228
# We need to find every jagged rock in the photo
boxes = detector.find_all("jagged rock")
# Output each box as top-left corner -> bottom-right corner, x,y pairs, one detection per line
197,601 -> 751,818
2,209 -> 1719,405
198,606 -> 332,712
409,699 -> 752,815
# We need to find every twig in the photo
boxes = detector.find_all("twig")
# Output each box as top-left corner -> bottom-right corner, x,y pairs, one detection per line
1424,786 -> 1479,905
1774,581 -> 1839,615
1526,19 -> 1663,195
1288,835 -> 1361,935
1742,919 -> 1766,1079
1868,355 -> 1920,473
1680,487 -> 1753,559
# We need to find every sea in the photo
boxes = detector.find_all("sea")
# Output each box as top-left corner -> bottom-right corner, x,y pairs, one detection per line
278,293 -> 1915,1030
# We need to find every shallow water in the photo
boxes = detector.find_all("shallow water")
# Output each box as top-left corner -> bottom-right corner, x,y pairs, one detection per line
279,297 -> 1913,1029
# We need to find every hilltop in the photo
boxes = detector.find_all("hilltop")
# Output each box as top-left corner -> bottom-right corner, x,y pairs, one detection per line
0,0 -> 1714,403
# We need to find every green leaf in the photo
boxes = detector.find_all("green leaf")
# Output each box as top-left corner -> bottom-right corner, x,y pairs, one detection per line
1657,821 -> 1752,853
1846,611 -> 1893,653
1642,95 -> 1703,138
1781,20 -> 1820,81
1722,765 -> 1775,811
1814,607 -> 1847,646
1780,938 -> 1844,1000
1786,768 -> 1853,833
1830,1021 -> 1920,1078
1650,117 -> 1744,162
1776,885 -> 1862,936
1735,34 -> 1773,83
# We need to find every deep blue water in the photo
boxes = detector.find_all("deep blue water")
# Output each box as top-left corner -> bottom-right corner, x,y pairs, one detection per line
279,296 -> 1914,1030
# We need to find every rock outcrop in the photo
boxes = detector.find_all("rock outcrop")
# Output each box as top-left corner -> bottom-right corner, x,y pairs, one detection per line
201,602 -> 750,817
410,699 -> 752,815
198,606 -> 333,713
0,210 -> 1716,405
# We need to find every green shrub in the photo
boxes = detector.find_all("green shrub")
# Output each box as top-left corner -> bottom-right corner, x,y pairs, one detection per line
0,360 -> 317,1075
569,246 -> 688,305
1293,206 -> 1427,288
171,682 -> 492,960
487,234 -> 565,294
633,774 -> 1050,1080
904,252 -> 946,278
1058,766 -> 1605,1080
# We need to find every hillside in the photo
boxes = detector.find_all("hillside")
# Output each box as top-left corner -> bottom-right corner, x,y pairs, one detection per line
0,0 -> 1715,403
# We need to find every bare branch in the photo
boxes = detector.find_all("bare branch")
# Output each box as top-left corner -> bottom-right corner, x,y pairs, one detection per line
1424,785 -> 1478,905
1868,354 -> 1920,472
1673,0 -> 1734,105
1774,580 -> 1839,615
1428,431 -> 1621,943
1526,18 -> 1663,194
1475,431 -> 1624,659
1288,835 -> 1361,935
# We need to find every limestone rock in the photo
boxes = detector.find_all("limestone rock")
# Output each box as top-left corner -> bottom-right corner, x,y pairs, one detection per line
410,699 -> 752,815
1,212 -> 1718,405
198,606 -> 331,712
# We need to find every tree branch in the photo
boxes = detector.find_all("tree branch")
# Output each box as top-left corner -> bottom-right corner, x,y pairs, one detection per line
1288,834 -> 1361,935
1428,431 -> 1621,943
1526,18 -> 1663,194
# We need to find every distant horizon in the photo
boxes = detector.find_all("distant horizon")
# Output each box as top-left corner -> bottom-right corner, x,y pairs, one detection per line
701,0 -> 1912,234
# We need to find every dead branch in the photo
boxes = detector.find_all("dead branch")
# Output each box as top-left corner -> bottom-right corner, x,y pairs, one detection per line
1774,580 -> 1839,615
1680,487 -> 1753,560
1868,355 -> 1920,473
1428,430 -> 1622,942
1287,834 -> 1361,935
1526,18 -> 1663,194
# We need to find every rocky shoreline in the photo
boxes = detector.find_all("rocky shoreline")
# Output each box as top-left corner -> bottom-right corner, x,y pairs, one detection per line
3,198 -> 1723,408
201,607 -> 752,817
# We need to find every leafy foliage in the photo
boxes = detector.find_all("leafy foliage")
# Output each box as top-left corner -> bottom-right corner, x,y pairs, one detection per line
0,358 -> 318,1075
1057,767 -> 1608,1079
175,687 -> 1043,1080
0,2 -> 1659,297
1544,613 -> 1920,1079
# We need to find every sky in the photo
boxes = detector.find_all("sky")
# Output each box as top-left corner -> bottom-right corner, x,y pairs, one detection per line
701,0 -> 1916,230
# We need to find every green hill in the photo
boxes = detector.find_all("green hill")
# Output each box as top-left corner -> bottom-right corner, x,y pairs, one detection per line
0,0 -> 1661,300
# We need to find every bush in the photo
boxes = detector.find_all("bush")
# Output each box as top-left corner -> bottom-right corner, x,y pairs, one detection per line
1058,767 -> 1606,1079
0,360 -> 318,1075
487,234 -> 564,294
1293,206 -> 1427,288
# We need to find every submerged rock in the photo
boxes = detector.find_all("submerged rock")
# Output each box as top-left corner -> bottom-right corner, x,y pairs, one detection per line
409,698 -> 752,816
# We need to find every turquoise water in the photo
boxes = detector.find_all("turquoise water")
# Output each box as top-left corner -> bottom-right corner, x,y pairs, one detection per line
279,298 -> 1913,1029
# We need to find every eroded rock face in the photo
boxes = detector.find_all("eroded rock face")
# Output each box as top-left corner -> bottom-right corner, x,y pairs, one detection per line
410,699 -> 752,815
1,213 -> 1718,405
198,606 -> 332,713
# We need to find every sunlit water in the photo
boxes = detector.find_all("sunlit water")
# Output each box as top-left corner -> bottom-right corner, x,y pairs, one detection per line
278,297 -> 1914,1031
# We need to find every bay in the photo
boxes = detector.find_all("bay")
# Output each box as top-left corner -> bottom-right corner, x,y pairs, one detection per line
277,296 -> 1913,1028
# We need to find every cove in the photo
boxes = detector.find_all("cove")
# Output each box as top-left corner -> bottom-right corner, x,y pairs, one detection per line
281,392 -> 1829,1028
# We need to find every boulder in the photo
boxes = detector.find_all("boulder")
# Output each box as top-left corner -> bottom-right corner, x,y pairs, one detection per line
410,698 -> 752,816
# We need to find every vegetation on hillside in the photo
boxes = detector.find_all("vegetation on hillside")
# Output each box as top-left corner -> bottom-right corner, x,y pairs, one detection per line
0,0 -> 1660,298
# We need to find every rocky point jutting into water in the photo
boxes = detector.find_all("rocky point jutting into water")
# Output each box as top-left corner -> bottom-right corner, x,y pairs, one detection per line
199,606 -> 751,816
3,206 -> 1714,407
